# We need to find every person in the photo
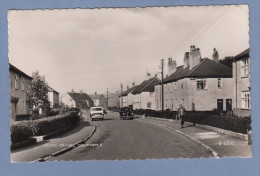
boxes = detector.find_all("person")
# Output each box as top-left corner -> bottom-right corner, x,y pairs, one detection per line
176,104 -> 186,128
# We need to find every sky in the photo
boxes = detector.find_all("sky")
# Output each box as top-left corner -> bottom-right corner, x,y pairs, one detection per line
8,5 -> 249,95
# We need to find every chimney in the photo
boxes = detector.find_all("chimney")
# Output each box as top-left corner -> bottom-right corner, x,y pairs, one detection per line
167,58 -> 177,75
95,92 -> 97,95
146,72 -> 151,80
189,45 -> 202,69
184,52 -> 189,68
80,90 -> 83,94
132,82 -> 135,86
212,48 -> 219,62
71,89 -> 74,93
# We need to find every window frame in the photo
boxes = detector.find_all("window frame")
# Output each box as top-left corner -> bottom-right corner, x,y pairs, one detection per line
217,78 -> 222,89
196,78 -> 207,90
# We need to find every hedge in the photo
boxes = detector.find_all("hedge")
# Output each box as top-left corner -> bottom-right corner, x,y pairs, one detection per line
47,108 -> 60,117
10,111 -> 79,144
133,109 -> 251,134
15,114 -> 32,121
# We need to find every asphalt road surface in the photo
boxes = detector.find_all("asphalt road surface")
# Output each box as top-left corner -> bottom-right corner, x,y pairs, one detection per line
47,111 -> 213,161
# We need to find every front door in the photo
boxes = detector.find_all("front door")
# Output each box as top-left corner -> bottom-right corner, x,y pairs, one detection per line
226,99 -> 232,111
217,99 -> 223,111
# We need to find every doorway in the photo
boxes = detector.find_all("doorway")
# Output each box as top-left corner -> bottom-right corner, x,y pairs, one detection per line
217,99 -> 223,111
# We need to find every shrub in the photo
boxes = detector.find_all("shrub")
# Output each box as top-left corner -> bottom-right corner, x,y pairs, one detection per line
10,121 -> 33,143
10,111 -> 79,144
47,108 -> 60,117
134,109 -> 251,134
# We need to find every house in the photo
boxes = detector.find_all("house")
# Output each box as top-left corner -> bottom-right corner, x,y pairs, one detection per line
232,48 -> 250,117
61,90 -> 94,109
155,46 -> 233,111
121,86 -> 137,107
47,85 -> 59,108
131,76 -> 161,110
9,64 -> 32,120
107,92 -> 120,108
89,93 -> 107,108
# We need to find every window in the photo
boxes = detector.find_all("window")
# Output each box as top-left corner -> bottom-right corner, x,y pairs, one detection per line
147,102 -> 151,109
165,99 -> 168,109
181,99 -> 184,106
242,58 -> 249,77
174,82 -> 177,91
241,91 -> 250,109
197,79 -> 207,90
15,75 -> 18,90
181,83 -> 184,90
171,99 -> 174,110
217,78 -> 222,88
21,78 -> 25,90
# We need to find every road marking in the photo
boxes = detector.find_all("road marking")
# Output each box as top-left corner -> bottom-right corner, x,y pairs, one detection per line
193,132 -> 221,139
137,119 -> 220,158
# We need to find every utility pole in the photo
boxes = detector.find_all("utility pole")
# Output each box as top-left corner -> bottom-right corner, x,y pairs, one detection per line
120,83 -> 123,107
106,88 -> 109,109
161,59 -> 164,111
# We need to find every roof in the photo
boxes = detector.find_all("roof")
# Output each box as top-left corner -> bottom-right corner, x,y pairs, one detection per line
89,94 -> 105,100
121,86 -> 137,96
47,85 -> 59,94
163,58 -> 232,84
233,48 -> 249,61
68,92 -> 94,103
187,58 -> 232,78
9,63 -> 32,80
132,77 -> 160,94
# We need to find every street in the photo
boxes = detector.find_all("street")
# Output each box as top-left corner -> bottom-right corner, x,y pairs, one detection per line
11,111 -> 251,162
46,111 -> 213,161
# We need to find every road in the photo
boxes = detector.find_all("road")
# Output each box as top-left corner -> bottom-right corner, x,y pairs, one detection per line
46,111 -> 213,161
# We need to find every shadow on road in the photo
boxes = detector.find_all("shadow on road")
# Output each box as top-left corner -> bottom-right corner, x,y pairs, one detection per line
182,124 -> 195,129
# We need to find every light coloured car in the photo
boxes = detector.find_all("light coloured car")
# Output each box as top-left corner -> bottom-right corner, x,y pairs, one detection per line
89,107 -> 105,121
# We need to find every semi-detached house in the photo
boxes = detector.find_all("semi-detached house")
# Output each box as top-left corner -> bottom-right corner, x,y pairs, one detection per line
155,46 -> 233,111
232,48 -> 250,117
132,76 -> 160,110
121,86 -> 137,107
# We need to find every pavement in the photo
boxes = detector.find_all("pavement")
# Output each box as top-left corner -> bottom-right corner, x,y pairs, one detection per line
11,112 -> 95,162
137,117 -> 252,158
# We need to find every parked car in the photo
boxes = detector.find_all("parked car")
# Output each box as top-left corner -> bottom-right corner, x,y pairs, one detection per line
90,107 -> 105,121
119,107 -> 134,120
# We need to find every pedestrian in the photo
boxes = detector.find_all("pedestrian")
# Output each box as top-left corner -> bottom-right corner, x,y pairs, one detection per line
176,104 -> 186,128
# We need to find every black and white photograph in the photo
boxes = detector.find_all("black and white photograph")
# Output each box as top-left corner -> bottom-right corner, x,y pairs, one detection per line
8,5 -> 251,162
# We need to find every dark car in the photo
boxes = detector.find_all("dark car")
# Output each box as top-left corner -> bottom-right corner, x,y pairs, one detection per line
119,107 -> 134,120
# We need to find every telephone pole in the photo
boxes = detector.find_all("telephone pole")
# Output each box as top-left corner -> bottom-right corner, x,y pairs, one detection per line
106,88 -> 109,109
120,83 -> 123,107
161,59 -> 164,111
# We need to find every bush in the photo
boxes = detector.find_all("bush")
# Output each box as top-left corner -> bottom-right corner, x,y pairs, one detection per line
47,108 -> 60,117
184,112 -> 250,134
10,122 -> 33,143
10,111 -> 79,144
133,109 -> 251,134
15,114 -> 32,121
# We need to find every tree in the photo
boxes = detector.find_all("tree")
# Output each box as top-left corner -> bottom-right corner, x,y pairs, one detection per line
26,71 -> 50,113
219,56 -> 233,68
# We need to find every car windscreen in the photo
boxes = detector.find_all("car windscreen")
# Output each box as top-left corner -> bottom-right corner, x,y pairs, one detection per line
91,108 -> 103,111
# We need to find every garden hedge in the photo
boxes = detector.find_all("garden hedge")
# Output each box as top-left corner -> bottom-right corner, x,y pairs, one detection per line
10,111 -> 79,144
134,109 -> 251,134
